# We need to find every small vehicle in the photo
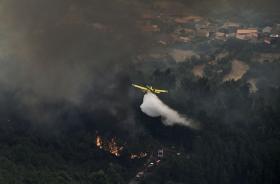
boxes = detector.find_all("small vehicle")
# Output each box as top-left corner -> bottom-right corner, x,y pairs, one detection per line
148,162 -> 155,168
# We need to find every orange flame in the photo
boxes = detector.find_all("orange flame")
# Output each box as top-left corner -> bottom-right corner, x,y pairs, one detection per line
96,136 -> 102,149
95,136 -> 123,157
108,138 -> 124,157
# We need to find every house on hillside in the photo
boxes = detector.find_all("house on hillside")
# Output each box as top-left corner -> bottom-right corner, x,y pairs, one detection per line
174,28 -> 195,36
194,20 -> 211,38
215,32 -> 226,41
226,33 -> 236,38
236,28 -> 258,40
222,21 -> 240,29
197,29 -> 210,38
263,26 -> 272,34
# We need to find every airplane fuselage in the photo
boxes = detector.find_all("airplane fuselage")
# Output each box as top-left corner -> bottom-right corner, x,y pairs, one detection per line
146,86 -> 156,93
132,84 -> 168,94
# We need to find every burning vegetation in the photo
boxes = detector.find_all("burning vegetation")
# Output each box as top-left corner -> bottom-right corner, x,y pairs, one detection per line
96,136 -> 102,148
95,135 -> 124,157
96,135 -> 148,159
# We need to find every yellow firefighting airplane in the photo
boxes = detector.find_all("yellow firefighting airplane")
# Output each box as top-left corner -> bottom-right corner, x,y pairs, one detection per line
132,84 -> 168,94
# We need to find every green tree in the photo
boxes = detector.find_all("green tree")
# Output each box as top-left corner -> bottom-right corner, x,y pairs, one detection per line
89,170 -> 109,184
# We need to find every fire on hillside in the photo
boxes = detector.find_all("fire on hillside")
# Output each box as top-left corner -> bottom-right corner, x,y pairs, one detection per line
96,135 -> 124,157
95,135 -> 148,159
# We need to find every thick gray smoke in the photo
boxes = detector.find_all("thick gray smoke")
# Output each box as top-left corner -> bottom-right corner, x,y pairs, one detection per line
140,92 -> 199,129
0,0 -> 146,103
0,0 -> 151,128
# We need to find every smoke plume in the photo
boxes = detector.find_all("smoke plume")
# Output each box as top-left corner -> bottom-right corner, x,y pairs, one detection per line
140,92 -> 199,129
0,0 -> 151,130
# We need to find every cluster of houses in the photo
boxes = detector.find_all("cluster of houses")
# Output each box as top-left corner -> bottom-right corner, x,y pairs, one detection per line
139,12 -> 280,45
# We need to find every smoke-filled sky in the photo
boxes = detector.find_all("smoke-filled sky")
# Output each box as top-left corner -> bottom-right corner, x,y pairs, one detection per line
0,0 -> 147,102
0,0 -> 279,133
0,0 -> 156,132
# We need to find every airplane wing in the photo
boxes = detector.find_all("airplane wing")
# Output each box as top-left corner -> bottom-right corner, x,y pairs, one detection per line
132,84 -> 149,92
154,89 -> 168,93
